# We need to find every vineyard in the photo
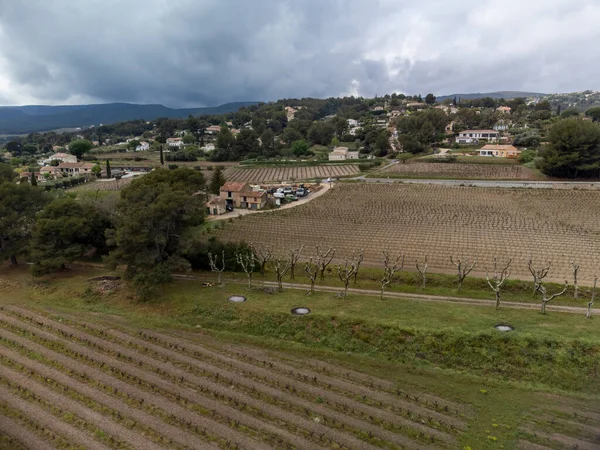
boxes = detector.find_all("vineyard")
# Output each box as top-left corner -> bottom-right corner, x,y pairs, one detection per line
222,165 -> 359,183
378,162 -> 527,179
0,304 -> 469,449
215,183 -> 600,281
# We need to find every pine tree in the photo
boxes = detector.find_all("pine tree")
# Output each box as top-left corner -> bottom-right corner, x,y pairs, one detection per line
160,145 -> 164,166
209,166 -> 226,195
30,172 -> 37,186
106,160 -> 111,179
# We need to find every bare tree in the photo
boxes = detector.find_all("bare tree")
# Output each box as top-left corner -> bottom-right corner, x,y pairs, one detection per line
450,256 -> 476,292
273,255 -> 292,292
253,244 -> 273,276
587,277 -> 597,319
289,245 -> 304,280
352,249 -> 364,284
208,250 -> 225,284
236,251 -> 256,289
415,256 -> 429,290
380,251 -> 404,299
317,246 -> 335,281
304,257 -> 319,295
570,260 -> 581,300
528,260 -> 551,295
536,280 -> 568,315
485,257 -> 512,310
337,256 -> 358,299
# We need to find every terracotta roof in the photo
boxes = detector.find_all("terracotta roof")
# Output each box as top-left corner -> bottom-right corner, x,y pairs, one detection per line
460,129 -> 498,134
220,182 -> 248,192
480,144 -> 519,151
207,197 -> 226,205
57,162 -> 95,169
244,191 -> 266,198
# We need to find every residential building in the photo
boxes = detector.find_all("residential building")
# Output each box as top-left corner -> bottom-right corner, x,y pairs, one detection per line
135,141 -> 150,151
455,129 -> 499,144
328,146 -> 360,161
46,152 -> 77,164
285,106 -> 297,121
347,119 -> 360,127
201,143 -> 216,152
496,106 -> 512,114
220,182 -> 267,210
18,172 -> 44,183
40,166 -> 58,178
205,125 -> 222,135
167,137 -> 184,148
478,144 -> 521,158
56,162 -> 96,177
206,196 -> 227,215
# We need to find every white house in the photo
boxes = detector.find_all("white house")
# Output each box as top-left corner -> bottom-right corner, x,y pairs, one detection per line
455,130 -> 499,144
135,141 -> 150,151
201,143 -> 215,152
347,119 -> 359,127
205,125 -> 222,135
328,147 -> 359,161
167,138 -> 184,148
45,152 -> 77,164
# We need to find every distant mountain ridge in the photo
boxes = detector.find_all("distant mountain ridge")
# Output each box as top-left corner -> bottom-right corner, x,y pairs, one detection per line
0,101 -> 258,135
436,91 -> 546,102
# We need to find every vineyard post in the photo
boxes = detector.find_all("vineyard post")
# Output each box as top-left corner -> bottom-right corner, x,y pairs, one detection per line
536,280 -> 568,315
304,257 -> 319,294
415,256 -> 429,290
317,246 -> 335,281
236,251 -> 256,289
485,257 -> 512,310
208,250 -> 226,284
289,245 -> 304,280
450,256 -> 476,292
273,254 -> 292,292
587,277 -> 597,319
381,251 -> 404,299
528,260 -> 551,296
570,260 -> 581,300
352,249 -> 364,284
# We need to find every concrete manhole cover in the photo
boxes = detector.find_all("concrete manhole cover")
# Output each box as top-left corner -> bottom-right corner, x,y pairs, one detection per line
291,307 -> 311,315
495,324 -> 514,332
228,295 -> 247,303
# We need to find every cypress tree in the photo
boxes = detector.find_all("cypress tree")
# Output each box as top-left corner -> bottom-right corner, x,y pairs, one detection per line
106,160 -> 111,178
209,166 -> 226,195
30,172 -> 37,186
160,145 -> 164,166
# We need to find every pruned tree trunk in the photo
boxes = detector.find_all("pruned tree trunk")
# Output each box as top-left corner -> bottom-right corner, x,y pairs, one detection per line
304,257 -> 319,295
208,250 -> 226,284
317,246 -> 335,282
485,257 -> 511,310
337,253 -> 360,299
289,245 -> 304,280
273,255 -> 292,292
9,254 -> 18,266
236,252 -> 256,289
570,260 -> 580,301
381,251 -> 404,299
416,256 -> 428,289
253,244 -> 273,276
587,277 -> 597,319
528,259 -> 551,296
450,256 -> 476,292
352,249 -> 364,284
537,281 -> 568,315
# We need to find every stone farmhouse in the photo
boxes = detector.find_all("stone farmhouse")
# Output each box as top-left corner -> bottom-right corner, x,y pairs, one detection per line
328,146 -> 359,161
220,182 -> 267,210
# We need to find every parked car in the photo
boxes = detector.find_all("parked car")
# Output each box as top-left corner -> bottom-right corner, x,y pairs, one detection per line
296,188 -> 306,197
282,187 -> 293,195
285,194 -> 298,201
273,192 -> 285,199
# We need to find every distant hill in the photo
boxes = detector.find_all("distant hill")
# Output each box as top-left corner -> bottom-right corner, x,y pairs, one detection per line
436,91 -> 546,102
0,101 -> 258,134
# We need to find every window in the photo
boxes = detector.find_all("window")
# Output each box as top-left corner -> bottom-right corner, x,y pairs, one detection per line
228,192 -> 232,198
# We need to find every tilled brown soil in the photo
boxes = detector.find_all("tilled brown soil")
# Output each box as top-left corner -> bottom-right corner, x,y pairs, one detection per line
0,414 -> 53,450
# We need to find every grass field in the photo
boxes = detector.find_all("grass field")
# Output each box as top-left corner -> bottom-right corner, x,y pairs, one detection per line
0,266 -> 598,449
214,183 -> 600,282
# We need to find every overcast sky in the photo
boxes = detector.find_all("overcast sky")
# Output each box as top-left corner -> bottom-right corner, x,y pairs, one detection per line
0,0 -> 599,107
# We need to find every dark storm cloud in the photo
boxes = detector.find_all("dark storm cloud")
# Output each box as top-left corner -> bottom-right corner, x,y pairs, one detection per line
0,0 -> 599,106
